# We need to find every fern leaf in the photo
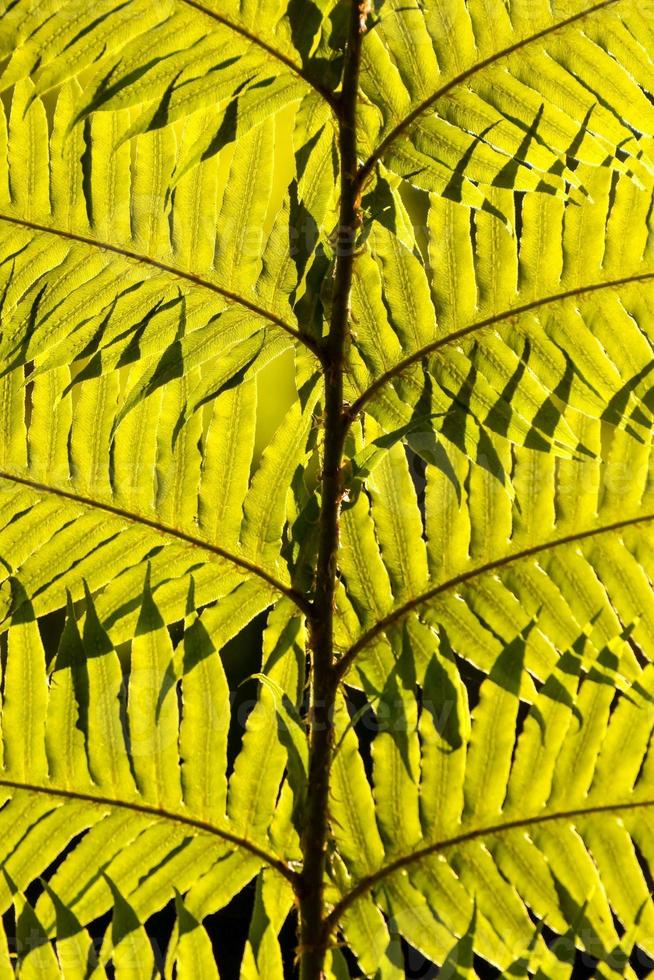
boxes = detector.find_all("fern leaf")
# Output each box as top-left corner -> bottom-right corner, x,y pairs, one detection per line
350,168 -> 654,455
45,594 -> 94,789
42,881 -> 102,980
240,870 -> 294,980
198,380 -> 258,550
0,584 -> 301,956
2,589 -> 48,781
0,71 -> 317,641
227,600 -> 305,842
179,598 -> 230,823
338,418 -> 654,692
371,652 -> 422,854
173,892 -> 220,980
338,890 -> 404,980
365,417 -> 429,601
329,631 -> 654,972
359,0 -> 654,196
0,0 -> 171,100
439,907 -> 476,980
129,572 -> 182,808
81,586 -> 138,796
330,693 -> 385,880
4,0 -> 654,973
100,878 -> 156,980
14,890 -> 63,979
240,380 -> 320,570
417,626 -> 470,837
183,851 -> 262,922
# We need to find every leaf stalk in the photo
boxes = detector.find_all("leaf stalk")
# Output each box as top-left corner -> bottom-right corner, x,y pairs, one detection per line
297,2 -> 367,976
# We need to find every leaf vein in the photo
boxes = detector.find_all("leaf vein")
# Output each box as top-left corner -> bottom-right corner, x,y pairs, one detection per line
0,470 -> 312,614
0,776 -> 295,881
336,510 -> 654,676
0,213 -> 319,355
356,0 -> 620,188
347,270 -> 654,419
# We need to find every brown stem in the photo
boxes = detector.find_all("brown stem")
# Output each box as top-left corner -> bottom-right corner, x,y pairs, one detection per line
297,3 -> 366,977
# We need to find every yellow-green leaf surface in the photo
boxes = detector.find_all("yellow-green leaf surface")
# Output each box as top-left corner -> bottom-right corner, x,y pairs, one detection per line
1,0 -> 654,975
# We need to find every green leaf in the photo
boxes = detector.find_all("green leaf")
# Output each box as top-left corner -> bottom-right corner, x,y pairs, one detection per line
240,870 -> 294,980
80,584 -> 137,796
227,600 -> 305,842
101,877 -> 156,979
3,0 -> 654,974
172,892 -> 220,980
14,888 -> 62,979
128,570 -> 182,808
41,880 -> 102,980
2,586 -> 48,781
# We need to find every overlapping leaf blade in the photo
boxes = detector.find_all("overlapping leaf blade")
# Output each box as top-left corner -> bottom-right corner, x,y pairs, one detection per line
329,632 -> 654,974
0,587 -> 300,975
2,0 -> 654,974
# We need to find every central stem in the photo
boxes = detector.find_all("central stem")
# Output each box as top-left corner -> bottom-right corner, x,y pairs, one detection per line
298,3 -> 365,977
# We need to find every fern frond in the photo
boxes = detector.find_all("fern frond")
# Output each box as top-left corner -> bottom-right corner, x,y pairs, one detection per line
0,80 -> 315,366
0,584 -> 303,973
0,0 -> 341,128
240,869 -> 295,979
169,891 -> 219,980
349,168 -> 654,457
358,0 -> 654,198
338,424 -> 654,687
0,77 -> 328,632
328,629 -> 654,974
4,0 -> 654,974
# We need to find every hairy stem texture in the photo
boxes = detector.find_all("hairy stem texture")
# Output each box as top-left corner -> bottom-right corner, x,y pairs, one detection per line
298,2 -> 366,977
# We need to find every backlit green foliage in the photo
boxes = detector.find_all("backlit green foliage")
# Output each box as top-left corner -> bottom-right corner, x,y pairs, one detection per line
0,0 -> 654,975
